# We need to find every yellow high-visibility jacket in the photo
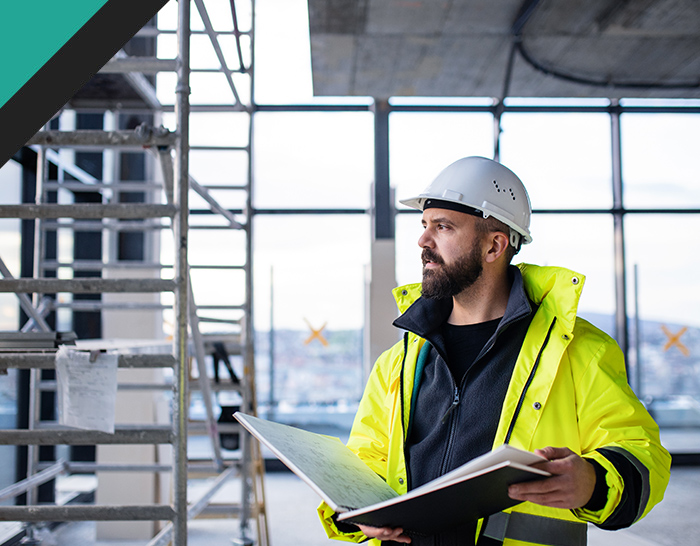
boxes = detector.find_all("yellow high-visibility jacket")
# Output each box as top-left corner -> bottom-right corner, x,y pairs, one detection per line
318,264 -> 671,545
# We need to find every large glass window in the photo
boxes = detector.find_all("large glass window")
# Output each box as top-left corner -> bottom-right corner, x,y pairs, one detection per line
625,214 -> 700,426
253,112 -> 374,210
253,215 -> 370,412
391,112 -> 493,206
621,113 -> 700,209
500,113 -> 613,210
395,212 -> 424,288
189,150 -> 249,211
190,112 -> 250,148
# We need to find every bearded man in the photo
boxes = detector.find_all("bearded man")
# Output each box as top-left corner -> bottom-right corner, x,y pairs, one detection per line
318,157 -> 670,546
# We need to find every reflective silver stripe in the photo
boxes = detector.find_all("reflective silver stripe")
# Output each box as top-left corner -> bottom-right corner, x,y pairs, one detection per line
483,511 -> 587,546
602,446 -> 651,523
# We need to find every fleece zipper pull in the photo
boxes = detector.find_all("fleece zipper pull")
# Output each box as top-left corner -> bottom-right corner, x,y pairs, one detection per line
441,385 -> 460,424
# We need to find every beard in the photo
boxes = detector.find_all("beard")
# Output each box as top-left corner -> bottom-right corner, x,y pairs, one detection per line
421,244 -> 483,300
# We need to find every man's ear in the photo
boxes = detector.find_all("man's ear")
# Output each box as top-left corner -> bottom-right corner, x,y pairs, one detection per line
484,231 -> 510,263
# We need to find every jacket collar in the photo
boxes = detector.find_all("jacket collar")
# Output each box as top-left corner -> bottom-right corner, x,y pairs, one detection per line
517,263 -> 584,334
393,265 -> 533,341
392,263 -> 586,337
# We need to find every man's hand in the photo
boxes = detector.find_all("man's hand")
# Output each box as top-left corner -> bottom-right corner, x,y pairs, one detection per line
357,524 -> 412,543
508,446 -> 597,509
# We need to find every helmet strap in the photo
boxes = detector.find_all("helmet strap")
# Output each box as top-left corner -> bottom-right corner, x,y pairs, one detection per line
423,199 -> 482,218
509,230 -> 522,254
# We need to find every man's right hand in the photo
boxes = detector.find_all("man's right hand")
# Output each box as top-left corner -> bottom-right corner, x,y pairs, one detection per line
357,524 -> 412,543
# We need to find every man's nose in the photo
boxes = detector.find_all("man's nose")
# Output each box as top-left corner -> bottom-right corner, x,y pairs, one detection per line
418,229 -> 433,248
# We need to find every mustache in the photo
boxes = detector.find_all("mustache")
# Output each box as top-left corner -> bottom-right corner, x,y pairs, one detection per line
421,248 -> 444,266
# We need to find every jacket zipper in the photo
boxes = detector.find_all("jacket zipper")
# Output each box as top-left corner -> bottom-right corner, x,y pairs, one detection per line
438,381 -> 461,477
439,319 -> 508,427
399,333 -> 410,490
504,317 -> 556,444
399,333 -> 409,442
441,385 -> 460,424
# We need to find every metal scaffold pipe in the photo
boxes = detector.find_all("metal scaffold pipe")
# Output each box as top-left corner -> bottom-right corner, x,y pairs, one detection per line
0,353 -> 176,370
0,203 -> 176,219
0,426 -> 174,446
26,129 -> 177,148
0,505 -> 176,522
0,278 -> 177,293
172,0 -> 191,543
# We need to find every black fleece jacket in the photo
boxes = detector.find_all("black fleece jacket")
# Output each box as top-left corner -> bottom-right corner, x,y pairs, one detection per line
391,267 -> 533,545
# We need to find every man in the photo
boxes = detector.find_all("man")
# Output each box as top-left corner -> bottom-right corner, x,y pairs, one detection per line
318,156 -> 670,545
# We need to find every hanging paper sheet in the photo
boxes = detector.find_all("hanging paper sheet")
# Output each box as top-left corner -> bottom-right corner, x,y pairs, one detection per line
56,346 -> 118,433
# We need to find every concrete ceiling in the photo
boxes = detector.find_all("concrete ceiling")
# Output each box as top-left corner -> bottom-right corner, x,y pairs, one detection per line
307,0 -> 700,99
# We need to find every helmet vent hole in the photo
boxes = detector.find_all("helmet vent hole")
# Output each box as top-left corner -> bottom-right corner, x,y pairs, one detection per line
509,188 -> 516,200
492,180 -> 500,192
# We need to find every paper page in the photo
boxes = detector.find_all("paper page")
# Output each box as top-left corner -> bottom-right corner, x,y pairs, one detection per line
420,444 -> 548,491
338,461 -> 547,534
56,346 -> 118,433
235,413 -> 398,512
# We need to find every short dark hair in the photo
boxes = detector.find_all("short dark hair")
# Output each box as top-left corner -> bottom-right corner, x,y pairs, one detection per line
475,216 -> 518,263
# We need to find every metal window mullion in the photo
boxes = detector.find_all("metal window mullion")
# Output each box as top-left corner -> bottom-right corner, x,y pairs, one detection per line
372,98 -> 393,240
610,102 -> 629,368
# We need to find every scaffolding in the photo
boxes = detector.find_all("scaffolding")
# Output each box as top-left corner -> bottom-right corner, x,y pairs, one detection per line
0,1 -> 265,545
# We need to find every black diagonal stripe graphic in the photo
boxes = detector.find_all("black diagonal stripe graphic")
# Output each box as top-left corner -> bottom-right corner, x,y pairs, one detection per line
0,0 -> 169,167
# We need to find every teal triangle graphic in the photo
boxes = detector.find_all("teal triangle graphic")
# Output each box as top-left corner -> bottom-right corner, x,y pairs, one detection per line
0,0 -> 109,110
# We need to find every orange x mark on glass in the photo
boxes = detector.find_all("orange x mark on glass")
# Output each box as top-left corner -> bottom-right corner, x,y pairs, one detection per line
661,325 -> 690,357
304,318 -> 329,347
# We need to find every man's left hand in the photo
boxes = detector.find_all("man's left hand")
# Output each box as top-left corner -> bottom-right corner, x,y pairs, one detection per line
508,446 -> 597,509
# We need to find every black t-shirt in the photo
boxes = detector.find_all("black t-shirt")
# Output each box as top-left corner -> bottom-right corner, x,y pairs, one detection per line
442,318 -> 501,383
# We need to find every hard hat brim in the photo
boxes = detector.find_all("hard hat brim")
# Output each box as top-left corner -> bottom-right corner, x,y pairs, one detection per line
399,194 -> 533,245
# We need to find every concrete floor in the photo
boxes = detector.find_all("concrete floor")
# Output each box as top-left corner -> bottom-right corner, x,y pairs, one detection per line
260,467 -> 700,546
39,464 -> 699,546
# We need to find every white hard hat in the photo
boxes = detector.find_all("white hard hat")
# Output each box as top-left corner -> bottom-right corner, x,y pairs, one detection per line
400,156 -> 532,248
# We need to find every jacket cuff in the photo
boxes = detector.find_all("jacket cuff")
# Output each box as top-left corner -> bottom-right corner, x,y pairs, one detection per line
572,448 -> 647,530
570,451 -> 622,525
592,447 -> 647,530
317,502 -> 368,543
583,458 -> 608,511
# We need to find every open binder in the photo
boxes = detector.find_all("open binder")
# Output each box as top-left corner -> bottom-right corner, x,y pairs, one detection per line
235,412 -> 549,535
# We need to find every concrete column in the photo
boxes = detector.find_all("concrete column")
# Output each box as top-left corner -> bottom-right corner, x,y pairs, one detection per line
365,239 -> 400,379
96,266 -> 170,540
364,98 -> 400,379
